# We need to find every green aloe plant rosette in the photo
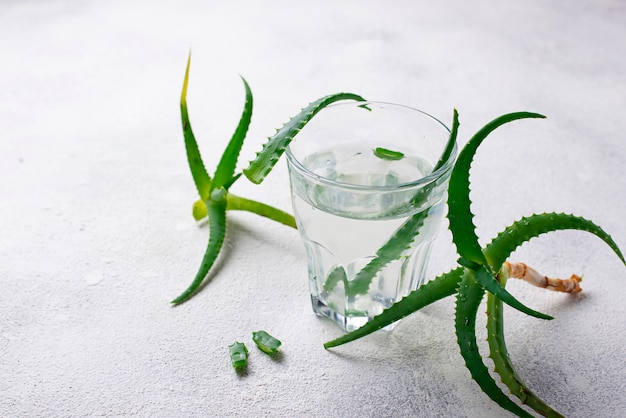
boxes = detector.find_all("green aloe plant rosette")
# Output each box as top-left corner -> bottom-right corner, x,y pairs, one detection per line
174,55 -> 625,417
172,54 -> 365,305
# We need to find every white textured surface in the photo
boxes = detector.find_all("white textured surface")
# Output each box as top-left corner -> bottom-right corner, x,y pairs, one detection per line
1,1 -> 625,417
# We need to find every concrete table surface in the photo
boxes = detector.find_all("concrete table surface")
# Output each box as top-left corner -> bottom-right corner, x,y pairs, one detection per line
1,1 -> 625,417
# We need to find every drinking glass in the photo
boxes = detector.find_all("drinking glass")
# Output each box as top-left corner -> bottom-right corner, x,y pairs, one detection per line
286,101 -> 456,332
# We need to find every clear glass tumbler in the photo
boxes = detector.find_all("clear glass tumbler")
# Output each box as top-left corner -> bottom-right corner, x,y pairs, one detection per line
286,101 -> 456,332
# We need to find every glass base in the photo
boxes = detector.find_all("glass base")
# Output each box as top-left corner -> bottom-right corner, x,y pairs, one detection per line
311,295 -> 396,332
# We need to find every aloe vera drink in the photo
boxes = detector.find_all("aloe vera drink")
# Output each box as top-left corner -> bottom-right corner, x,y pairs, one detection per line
285,102 -> 455,332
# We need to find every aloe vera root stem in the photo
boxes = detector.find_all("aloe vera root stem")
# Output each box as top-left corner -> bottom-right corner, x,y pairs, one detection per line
504,261 -> 582,293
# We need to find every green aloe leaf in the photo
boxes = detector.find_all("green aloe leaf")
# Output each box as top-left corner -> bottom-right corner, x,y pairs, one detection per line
192,194 -> 297,228
484,212 -> 625,270
433,108 -> 459,172
455,269 -> 535,418
374,147 -> 405,161
211,76 -> 253,191
226,194 -> 297,228
324,268 -> 462,348
243,92 -> 367,184
448,112 -> 546,269
180,53 -> 212,201
410,109 -> 458,208
171,197 -> 227,305
252,330 -> 282,355
323,265 -> 348,293
487,269 -> 565,418
228,341 -> 249,369
346,210 -> 429,296
474,264 -> 553,320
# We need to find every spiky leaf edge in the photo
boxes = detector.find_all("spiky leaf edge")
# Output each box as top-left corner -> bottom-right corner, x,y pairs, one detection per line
346,210 -> 429,295
211,76 -> 253,191
243,93 -> 367,184
474,265 -> 553,320
448,112 -> 554,319
324,268 -> 462,348
448,112 -> 546,269
171,198 -> 227,305
455,270 -> 535,418
434,108 -> 459,172
485,213 -> 624,268
180,53 -> 212,201
487,270 -> 564,418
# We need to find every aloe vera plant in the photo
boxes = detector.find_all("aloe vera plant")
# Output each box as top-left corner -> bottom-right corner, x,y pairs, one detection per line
324,114 -> 625,417
175,57 -> 625,417
173,54 -> 365,304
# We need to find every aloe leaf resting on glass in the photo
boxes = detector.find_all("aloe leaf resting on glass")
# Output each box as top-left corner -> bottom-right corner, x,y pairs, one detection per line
174,57 -> 625,417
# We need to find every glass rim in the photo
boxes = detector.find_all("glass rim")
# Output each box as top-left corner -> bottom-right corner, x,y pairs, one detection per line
285,101 -> 457,191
